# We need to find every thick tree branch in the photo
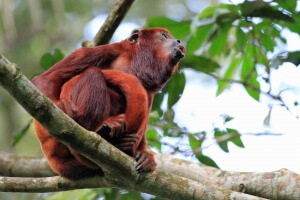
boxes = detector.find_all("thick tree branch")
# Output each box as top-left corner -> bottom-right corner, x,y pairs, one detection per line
0,151 -> 55,177
0,55 -> 263,199
0,176 -> 111,193
1,151 -> 300,199
82,0 -> 135,47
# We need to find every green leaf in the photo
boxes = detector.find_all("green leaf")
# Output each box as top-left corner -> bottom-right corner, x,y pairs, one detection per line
214,129 -> 229,152
13,118 -> 33,146
40,53 -> 54,70
241,0 -> 293,22
223,115 -> 234,123
188,134 -> 202,150
241,46 -> 261,101
226,128 -> 245,148
199,6 -> 216,18
151,92 -> 164,115
187,24 -> 213,54
260,33 -> 276,52
284,14 -> 300,35
183,55 -> 221,73
40,49 -> 64,70
235,27 -> 247,51
196,153 -> 219,168
146,128 -> 161,151
209,21 -> 232,57
273,0 -> 297,13
163,71 -> 186,108
53,49 -> 65,63
146,17 -> 191,39
149,111 -> 161,124
217,57 -> 242,96
284,51 -> 300,66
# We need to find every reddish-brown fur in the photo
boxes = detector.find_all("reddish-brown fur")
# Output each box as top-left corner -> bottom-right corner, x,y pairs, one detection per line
32,28 -> 185,179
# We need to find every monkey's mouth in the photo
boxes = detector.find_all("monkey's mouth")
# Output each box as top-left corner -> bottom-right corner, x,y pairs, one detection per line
174,44 -> 186,59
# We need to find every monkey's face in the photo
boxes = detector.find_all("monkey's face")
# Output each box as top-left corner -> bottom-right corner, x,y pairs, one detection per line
126,28 -> 186,92
127,28 -> 186,65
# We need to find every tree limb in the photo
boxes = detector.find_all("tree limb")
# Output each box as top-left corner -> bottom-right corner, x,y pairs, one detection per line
0,55 -> 264,199
0,176 -> 111,193
82,0 -> 135,47
1,151 -> 300,199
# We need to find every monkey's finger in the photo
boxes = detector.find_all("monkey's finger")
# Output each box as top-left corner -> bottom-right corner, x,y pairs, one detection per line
136,153 -> 147,166
118,147 -> 132,151
124,134 -> 140,139
116,142 -> 134,148
118,137 -> 138,143
136,157 -> 150,172
135,152 -> 141,161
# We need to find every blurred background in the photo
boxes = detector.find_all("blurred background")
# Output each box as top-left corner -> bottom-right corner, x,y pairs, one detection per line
1,0 -> 300,199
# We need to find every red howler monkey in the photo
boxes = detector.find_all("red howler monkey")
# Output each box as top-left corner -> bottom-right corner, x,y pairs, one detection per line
32,28 -> 185,179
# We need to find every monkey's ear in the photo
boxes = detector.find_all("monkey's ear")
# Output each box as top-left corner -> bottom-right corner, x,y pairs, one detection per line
127,29 -> 140,44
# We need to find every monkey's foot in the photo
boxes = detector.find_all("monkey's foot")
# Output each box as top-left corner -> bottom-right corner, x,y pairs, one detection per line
135,151 -> 156,173
116,134 -> 140,153
96,114 -> 126,138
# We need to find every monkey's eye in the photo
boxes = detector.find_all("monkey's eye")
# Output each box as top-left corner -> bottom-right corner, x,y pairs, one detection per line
161,32 -> 169,39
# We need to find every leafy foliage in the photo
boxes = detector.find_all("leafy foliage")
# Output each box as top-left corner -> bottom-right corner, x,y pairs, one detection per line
146,0 -> 299,168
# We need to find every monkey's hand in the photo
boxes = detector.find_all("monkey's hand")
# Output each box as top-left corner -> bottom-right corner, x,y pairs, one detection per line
135,150 -> 156,173
96,114 -> 126,139
115,134 -> 140,153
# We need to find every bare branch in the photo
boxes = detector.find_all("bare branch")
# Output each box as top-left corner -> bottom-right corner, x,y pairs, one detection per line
82,0 -> 135,47
0,176 -> 111,192
2,151 -> 300,199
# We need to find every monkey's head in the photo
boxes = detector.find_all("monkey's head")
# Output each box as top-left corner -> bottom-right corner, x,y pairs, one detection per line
126,28 -> 186,92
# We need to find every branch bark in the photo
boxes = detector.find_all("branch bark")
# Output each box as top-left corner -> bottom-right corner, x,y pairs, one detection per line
0,55 -> 264,199
82,0 -> 135,47
1,151 -> 300,199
